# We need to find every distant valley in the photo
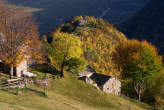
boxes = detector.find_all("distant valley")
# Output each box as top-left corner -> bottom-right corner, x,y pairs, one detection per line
7,0 -> 148,34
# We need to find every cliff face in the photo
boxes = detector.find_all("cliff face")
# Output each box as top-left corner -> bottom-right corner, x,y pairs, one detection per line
119,0 -> 164,54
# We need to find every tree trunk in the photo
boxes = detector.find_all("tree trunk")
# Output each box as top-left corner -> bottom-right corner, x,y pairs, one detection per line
138,92 -> 141,101
10,66 -> 13,79
138,85 -> 143,101
60,63 -> 64,78
133,81 -> 144,101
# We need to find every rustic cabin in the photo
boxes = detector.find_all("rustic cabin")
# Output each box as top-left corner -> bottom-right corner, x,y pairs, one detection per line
79,66 -> 121,95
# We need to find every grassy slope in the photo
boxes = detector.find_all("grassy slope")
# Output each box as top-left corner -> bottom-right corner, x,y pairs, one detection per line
0,72 -> 150,110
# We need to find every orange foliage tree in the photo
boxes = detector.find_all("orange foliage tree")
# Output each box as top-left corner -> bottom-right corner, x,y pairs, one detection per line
0,0 -> 2,4
113,39 -> 163,101
0,5 -> 42,78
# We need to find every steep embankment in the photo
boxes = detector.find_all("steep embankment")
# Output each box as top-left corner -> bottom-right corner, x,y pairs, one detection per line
119,0 -> 164,55
0,73 -> 150,110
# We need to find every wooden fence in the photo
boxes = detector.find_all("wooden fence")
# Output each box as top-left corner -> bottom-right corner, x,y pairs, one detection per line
0,78 -> 33,89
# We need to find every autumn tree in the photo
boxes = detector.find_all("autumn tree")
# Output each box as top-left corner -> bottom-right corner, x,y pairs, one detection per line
142,71 -> 164,106
66,57 -> 88,73
0,6 -> 42,78
46,32 -> 83,78
0,0 -> 4,10
113,40 -> 163,101
0,0 -> 3,4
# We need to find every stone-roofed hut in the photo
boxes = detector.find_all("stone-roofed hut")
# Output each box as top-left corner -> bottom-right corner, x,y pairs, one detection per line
79,66 -> 121,95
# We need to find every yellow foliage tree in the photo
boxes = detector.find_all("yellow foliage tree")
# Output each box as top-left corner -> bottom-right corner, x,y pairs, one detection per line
47,32 -> 83,77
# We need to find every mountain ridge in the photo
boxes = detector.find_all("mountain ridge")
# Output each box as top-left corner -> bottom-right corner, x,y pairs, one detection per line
119,0 -> 164,54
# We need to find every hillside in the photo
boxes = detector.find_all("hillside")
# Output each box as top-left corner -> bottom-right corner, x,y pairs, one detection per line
0,72 -> 150,110
119,0 -> 164,55
55,16 -> 126,76
6,0 -> 148,34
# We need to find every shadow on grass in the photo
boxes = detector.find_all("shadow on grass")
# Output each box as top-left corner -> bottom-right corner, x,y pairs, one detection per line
1,87 -> 48,98
25,88 -> 48,98
30,64 -> 59,74
1,88 -> 18,95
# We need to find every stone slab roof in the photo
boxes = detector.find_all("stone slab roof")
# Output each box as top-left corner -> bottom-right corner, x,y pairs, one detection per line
78,65 -> 96,77
90,73 -> 112,87
79,65 -> 113,86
